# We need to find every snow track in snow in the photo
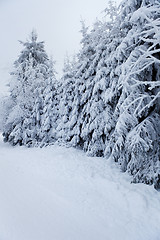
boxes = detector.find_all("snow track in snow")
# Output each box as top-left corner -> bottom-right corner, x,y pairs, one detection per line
0,135 -> 160,240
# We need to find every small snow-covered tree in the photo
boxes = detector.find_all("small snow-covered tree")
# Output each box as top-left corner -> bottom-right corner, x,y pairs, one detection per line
40,58 -> 58,147
56,55 -> 77,143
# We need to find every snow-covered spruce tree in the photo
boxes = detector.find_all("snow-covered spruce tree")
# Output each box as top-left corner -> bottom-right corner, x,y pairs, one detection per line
60,9 -> 121,156
3,30 -> 56,146
79,8 -> 123,157
56,20 -> 96,149
40,58 -> 58,147
56,55 -> 77,143
56,5 -> 120,156
105,0 -> 160,188
78,20 -> 115,156
64,20 -> 107,152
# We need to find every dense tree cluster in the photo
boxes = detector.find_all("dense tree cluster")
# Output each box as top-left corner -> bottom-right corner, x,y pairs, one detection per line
2,0 -> 160,188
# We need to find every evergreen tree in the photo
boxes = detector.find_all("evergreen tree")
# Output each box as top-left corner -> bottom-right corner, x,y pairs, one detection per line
3,30 -> 54,146
56,55 -> 77,143
40,58 -> 58,147
69,21 -> 98,149
61,12 -> 120,156
57,21 -> 96,148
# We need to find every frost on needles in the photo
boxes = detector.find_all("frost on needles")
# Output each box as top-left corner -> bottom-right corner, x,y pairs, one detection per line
2,0 -> 160,188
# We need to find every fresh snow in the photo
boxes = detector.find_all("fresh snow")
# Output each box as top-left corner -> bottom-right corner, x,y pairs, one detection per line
0,135 -> 160,240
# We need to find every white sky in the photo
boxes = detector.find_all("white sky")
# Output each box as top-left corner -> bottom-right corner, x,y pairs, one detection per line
0,0 -> 121,94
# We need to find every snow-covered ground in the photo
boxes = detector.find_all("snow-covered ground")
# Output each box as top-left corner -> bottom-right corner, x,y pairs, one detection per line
0,135 -> 160,240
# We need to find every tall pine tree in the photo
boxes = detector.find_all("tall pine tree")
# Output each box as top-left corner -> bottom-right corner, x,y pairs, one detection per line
3,30 -> 56,146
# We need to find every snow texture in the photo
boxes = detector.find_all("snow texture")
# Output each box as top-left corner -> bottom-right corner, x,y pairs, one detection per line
0,134 -> 160,240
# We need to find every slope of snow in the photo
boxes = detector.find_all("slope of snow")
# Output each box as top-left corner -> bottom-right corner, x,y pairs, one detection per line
0,134 -> 160,240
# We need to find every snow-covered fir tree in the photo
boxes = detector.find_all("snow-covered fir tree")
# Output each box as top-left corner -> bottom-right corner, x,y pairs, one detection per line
56,21 -> 97,148
3,30 -> 57,146
40,58 -> 58,147
56,55 -> 77,143
57,11 -> 120,156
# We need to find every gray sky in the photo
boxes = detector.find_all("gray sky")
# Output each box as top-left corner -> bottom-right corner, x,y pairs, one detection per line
0,0 -> 121,94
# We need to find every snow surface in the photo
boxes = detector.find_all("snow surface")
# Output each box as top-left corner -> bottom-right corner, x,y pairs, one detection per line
0,134 -> 160,240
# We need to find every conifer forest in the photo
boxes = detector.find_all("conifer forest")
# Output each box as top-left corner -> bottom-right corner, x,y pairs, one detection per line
1,0 -> 160,189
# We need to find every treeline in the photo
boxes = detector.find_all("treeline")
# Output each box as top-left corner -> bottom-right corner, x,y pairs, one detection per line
2,0 -> 160,188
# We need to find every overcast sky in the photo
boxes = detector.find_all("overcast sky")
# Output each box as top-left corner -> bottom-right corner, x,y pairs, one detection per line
0,0 -> 121,94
